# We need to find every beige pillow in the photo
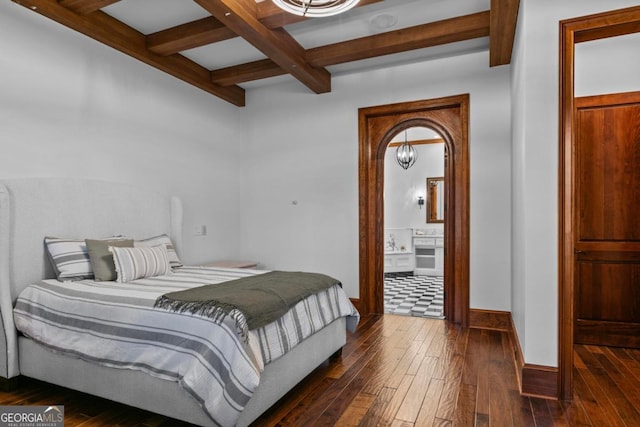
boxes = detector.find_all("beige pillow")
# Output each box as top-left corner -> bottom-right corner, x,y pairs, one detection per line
86,239 -> 134,281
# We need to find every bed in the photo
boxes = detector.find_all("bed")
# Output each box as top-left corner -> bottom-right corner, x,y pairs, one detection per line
0,178 -> 358,426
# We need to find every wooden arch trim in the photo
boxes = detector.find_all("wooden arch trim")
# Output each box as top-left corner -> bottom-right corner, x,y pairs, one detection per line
558,5 -> 640,401
358,94 -> 470,326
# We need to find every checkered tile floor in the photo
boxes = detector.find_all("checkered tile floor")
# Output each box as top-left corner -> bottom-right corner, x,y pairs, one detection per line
384,273 -> 445,319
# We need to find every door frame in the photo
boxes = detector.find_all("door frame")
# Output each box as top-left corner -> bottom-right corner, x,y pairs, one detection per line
358,94 -> 470,325
558,5 -> 640,401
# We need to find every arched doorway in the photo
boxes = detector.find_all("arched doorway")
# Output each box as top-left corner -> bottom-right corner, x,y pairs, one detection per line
383,126 -> 446,319
358,94 -> 470,325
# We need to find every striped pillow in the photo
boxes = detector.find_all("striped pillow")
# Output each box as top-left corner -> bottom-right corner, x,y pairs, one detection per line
44,237 -> 93,281
135,234 -> 182,268
111,245 -> 171,283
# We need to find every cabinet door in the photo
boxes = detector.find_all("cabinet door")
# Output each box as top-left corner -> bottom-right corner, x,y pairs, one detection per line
416,248 -> 436,269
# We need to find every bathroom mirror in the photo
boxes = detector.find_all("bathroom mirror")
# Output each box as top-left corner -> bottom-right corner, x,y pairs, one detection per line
427,177 -> 444,223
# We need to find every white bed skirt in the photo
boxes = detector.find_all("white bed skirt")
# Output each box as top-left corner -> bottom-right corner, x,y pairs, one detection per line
19,317 -> 346,426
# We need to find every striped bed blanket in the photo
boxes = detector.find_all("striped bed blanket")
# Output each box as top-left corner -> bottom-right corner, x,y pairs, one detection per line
13,266 -> 359,427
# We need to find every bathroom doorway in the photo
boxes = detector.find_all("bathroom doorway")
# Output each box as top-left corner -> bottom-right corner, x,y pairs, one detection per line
358,94 -> 470,326
383,127 -> 446,319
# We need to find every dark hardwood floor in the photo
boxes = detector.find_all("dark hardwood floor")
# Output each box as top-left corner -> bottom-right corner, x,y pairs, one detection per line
3,314 -> 640,426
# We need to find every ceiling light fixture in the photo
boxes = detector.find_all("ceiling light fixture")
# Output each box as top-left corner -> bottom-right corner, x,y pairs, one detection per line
272,0 -> 360,18
396,131 -> 417,170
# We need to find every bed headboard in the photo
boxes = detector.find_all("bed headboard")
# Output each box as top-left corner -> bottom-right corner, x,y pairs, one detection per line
0,178 -> 183,378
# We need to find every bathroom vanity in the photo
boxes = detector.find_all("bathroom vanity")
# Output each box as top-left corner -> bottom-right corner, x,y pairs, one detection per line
384,228 -> 414,273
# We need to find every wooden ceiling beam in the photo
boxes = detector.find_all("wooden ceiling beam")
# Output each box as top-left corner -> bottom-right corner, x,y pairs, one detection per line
211,11 -> 491,86
211,58 -> 283,86
194,0 -> 330,94
14,0 -> 245,106
489,0 -> 520,66
57,0 -> 120,15
147,16 -> 236,56
147,0 -> 385,57
308,11 -> 490,67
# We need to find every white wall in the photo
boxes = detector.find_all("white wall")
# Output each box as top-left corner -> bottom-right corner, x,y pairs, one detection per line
575,32 -> 640,97
384,142 -> 445,232
241,50 -> 512,311
510,0 -> 640,367
0,1 -> 245,264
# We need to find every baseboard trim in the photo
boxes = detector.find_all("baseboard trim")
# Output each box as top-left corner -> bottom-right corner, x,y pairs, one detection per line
0,376 -> 20,391
350,298 -> 363,315
508,313 -> 558,399
521,364 -> 558,399
469,309 -> 558,399
469,309 -> 511,331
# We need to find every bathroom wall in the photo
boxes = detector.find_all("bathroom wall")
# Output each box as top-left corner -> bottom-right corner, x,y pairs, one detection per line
384,132 -> 445,235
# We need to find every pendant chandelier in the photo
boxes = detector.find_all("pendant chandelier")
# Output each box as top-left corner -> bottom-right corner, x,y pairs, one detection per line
272,0 -> 360,18
395,131 -> 417,170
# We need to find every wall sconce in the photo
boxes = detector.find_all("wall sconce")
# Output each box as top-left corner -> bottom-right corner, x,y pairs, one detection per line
418,196 -> 424,209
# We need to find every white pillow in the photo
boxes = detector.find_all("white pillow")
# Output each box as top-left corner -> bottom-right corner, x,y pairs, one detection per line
134,234 -> 182,268
44,237 -> 93,281
111,245 -> 171,283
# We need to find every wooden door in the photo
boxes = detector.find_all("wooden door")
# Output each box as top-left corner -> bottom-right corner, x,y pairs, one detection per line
574,91 -> 640,347
358,95 -> 469,324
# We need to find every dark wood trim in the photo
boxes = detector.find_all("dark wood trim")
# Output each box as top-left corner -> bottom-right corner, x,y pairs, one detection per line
471,309 -> 558,399
572,7 -> 640,43
469,309 -> 511,331
349,298 -> 363,315
194,0 -> 331,95
307,12 -> 490,67
489,0 -> 520,66
506,313 -> 558,400
57,0 -> 120,15
0,376 -> 20,392
558,12 -> 576,403
558,5 -> 640,402
146,17 -> 236,56
426,177 -> 444,224
575,90 -> 640,108
212,59 -> 284,87
521,365 -> 558,399
509,313 -> 525,392
358,95 -> 470,326
575,319 -> 640,348
387,137 -> 444,148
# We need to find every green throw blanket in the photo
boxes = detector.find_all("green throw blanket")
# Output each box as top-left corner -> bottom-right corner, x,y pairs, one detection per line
154,271 -> 340,339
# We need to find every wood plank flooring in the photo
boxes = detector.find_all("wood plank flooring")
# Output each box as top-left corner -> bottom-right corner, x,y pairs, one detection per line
3,314 -> 640,426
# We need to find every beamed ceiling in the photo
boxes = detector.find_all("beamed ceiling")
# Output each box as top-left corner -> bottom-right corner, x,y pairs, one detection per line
11,0 -> 519,107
